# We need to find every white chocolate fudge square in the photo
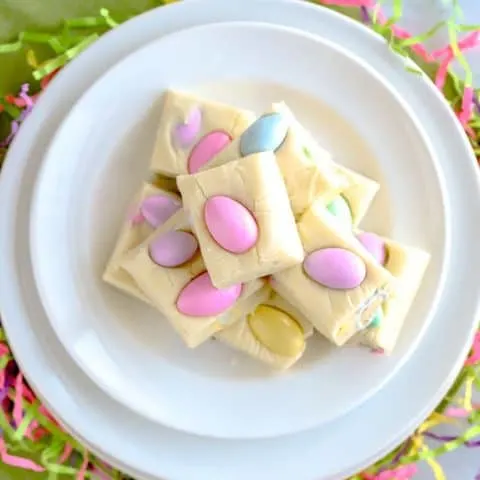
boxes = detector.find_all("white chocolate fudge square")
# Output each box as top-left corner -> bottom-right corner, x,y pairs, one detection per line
274,104 -> 378,228
352,233 -> 430,354
177,152 -> 304,288
271,200 -> 396,346
216,288 -> 313,370
120,209 -> 265,348
102,182 -> 181,303
267,103 -> 378,227
150,90 -> 255,176
204,102 -> 347,217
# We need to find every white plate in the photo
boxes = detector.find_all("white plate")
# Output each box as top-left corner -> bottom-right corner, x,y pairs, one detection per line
30,21 -> 445,439
1,1 -> 479,479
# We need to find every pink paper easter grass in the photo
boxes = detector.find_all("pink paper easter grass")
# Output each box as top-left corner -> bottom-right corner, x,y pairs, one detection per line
0,439 -> 45,472
465,331 -> 480,366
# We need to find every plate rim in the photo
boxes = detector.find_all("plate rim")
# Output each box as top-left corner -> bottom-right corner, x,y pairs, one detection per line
0,1 -> 478,479
29,19 -> 448,439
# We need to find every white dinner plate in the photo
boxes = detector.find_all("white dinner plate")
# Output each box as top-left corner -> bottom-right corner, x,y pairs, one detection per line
30,21 -> 445,439
1,1 -> 479,479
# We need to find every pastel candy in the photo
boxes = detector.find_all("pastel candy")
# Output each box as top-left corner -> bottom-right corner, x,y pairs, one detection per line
302,146 -> 313,159
173,106 -> 202,148
140,195 -> 181,228
149,230 -> 198,267
248,305 -> 305,357
204,195 -> 258,254
369,307 -> 383,328
304,248 -> 366,290
239,113 -> 288,156
327,195 -> 353,227
176,272 -> 242,317
188,130 -> 232,173
357,232 -> 387,265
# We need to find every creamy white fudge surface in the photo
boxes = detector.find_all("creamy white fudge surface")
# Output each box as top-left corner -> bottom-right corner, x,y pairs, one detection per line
102,183 -> 181,304
177,152 -> 304,289
216,288 -> 313,370
271,200 -> 396,346
150,90 -> 255,176
353,235 -> 431,354
203,102 -> 347,218
120,209 -> 265,348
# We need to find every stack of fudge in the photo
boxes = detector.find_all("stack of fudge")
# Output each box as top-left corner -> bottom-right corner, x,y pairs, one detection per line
103,90 -> 431,370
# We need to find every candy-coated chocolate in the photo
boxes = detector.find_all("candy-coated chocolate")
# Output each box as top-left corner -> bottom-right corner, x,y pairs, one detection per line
173,106 -> 202,148
188,130 -> 232,173
239,113 -> 288,156
327,195 -> 353,227
140,195 -> 181,228
176,272 -> 242,317
204,195 -> 258,254
369,307 -> 383,328
304,248 -> 366,290
302,146 -> 313,159
149,230 -> 198,267
357,232 -> 387,265
248,305 -> 305,357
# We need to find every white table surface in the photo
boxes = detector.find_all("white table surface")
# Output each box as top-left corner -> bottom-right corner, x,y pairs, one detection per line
384,1 -> 479,479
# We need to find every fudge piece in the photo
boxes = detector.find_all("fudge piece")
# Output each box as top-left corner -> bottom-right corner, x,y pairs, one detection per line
216,288 -> 313,370
271,200 -> 396,346
102,182 -> 181,303
149,90 -> 255,176
120,209 -> 265,347
325,166 -> 379,228
352,232 -> 431,354
275,104 -> 379,227
151,173 -> 179,194
177,152 -> 304,289
203,102 -> 347,217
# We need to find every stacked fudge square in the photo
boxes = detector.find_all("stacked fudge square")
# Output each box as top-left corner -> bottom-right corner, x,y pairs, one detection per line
103,90 -> 431,370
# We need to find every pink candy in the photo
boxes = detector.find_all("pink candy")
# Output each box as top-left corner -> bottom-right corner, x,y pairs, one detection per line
140,195 -> 181,228
176,272 -> 242,317
304,247 -> 366,290
187,130 -> 232,173
149,230 -> 198,267
204,195 -> 258,254
357,232 -> 387,265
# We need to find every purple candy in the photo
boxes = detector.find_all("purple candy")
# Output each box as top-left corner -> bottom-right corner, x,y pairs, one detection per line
357,232 -> 387,265
304,247 -> 366,290
149,230 -> 198,267
173,107 -> 202,148
140,195 -> 181,229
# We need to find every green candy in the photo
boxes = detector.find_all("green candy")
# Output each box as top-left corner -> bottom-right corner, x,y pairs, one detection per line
369,307 -> 383,328
326,195 -> 353,227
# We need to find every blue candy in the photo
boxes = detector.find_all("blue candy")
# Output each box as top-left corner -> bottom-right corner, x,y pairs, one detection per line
239,113 -> 288,156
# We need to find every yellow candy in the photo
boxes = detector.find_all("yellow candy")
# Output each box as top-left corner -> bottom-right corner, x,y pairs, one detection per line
248,305 -> 305,357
